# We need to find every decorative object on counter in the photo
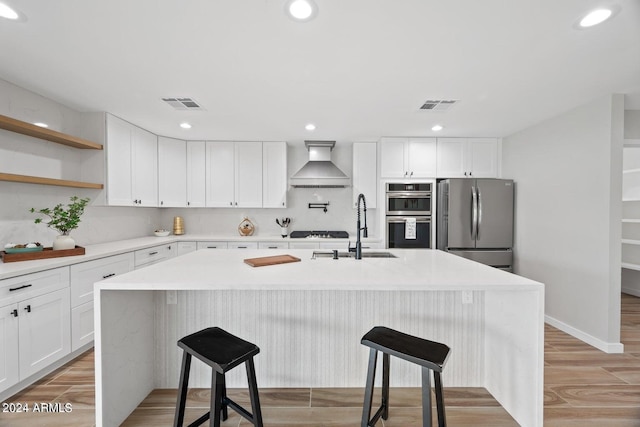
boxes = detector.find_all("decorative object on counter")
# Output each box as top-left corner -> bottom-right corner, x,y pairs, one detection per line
30,196 -> 89,250
3,242 -> 43,253
154,229 -> 170,237
276,217 -> 291,237
0,245 -> 85,263
238,217 -> 255,236
308,202 -> 330,213
244,254 -> 301,267
173,216 -> 184,235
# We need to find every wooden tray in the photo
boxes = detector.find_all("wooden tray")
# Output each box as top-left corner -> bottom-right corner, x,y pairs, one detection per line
0,246 -> 85,263
244,254 -> 301,267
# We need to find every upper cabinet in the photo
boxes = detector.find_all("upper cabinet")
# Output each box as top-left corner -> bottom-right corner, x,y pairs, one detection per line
186,141 -> 206,207
158,136 -> 187,208
353,142 -> 377,209
106,114 -> 158,206
380,137 -> 437,178
262,142 -> 287,208
206,141 -> 263,208
436,138 -> 499,178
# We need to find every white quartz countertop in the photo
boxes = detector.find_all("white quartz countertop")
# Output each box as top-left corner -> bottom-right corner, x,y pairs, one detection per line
0,235 -> 381,280
97,248 -> 542,292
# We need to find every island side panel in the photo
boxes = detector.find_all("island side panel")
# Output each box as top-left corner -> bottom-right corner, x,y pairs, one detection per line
484,289 -> 545,427
155,290 -> 485,388
95,289 -> 155,427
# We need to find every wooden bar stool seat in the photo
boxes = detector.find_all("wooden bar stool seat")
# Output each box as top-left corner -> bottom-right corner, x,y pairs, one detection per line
361,326 -> 451,427
173,327 -> 263,427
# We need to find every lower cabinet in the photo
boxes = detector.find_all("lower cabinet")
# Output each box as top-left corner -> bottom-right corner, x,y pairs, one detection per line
258,241 -> 289,249
0,304 -> 19,394
177,241 -> 197,256
134,244 -> 176,269
71,301 -> 94,351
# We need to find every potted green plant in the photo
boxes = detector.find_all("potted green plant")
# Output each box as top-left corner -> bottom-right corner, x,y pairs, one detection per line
30,196 -> 90,250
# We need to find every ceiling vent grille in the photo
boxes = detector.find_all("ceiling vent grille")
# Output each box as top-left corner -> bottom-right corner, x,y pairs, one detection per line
419,99 -> 459,111
162,97 -> 204,110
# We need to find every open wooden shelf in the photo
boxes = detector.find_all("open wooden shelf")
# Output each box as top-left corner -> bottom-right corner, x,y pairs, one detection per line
0,172 -> 103,189
0,114 -> 103,150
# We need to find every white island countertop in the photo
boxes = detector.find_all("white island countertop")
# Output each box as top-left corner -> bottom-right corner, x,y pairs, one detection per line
95,249 -> 544,427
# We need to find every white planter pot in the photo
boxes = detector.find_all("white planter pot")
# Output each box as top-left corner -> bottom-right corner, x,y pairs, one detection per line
53,235 -> 75,250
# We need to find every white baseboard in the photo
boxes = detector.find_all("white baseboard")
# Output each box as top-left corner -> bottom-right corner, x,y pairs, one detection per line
545,315 -> 624,354
622,287 -> 640,298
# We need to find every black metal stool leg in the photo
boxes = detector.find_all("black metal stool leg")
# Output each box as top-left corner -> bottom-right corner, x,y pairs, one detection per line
211,370 -> 224,427
422,367 -> 433,427
245,357 -> 264,427
173,351 -> 192,427
381,352 -> 390,420
220,373 -> 228,421
361,348 -> 378,427
434,371 -> 446,427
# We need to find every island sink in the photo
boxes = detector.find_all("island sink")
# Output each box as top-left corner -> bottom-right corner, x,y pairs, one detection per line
311,250 -> 397,259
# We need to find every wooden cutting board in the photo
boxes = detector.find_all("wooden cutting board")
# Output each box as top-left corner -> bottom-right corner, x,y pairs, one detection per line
244,254 -> 301,267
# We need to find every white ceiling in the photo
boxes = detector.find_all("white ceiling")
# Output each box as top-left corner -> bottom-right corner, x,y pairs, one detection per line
1,0 -> 639,142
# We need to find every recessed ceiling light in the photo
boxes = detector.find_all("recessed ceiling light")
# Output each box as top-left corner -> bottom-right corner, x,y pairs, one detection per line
305,123 -> 316,131
580,9 -> 612,27
179,122 -> 192,129
0,2 -> 26,21
285,0 -> 317,22
33,122 -> 49,128
432,125 -> 444,131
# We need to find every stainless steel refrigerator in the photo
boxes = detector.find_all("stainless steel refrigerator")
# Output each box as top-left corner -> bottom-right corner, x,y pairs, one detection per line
437,178 -> 514,271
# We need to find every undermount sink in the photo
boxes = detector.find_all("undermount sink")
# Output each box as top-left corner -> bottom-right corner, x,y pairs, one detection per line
311,251 -> 397,259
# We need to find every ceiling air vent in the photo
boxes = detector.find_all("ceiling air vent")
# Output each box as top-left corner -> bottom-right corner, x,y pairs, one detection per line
161,97 -> 205,110
419,99 -> 459,111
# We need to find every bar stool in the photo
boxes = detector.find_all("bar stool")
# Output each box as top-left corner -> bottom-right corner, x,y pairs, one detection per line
173,327 -> 263,427
360,326 -> 451,427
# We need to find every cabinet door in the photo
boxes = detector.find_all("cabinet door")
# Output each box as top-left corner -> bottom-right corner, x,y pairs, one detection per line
132,126 -> 158,206
206,142 -> 235,207
263,142 -> 287,208
468,138 -> 498,178
436,138 -> 467,178
187,141 -> 206,207
158,137 -> 187,207
106,115 -> 134,206
379,138 -> 407,178
18,288 -> 70,379
235,142 -> 263,208
407,138 -> 437,178
71,301 -> 94,351
177,241 -> 197,256
228,242 -> 259,249
196,241 -> 228,250
353,142 -> 377,209
0,303 -> 19,394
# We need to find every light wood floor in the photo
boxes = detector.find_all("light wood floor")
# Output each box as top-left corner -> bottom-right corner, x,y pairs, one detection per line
2,294 -> 640,426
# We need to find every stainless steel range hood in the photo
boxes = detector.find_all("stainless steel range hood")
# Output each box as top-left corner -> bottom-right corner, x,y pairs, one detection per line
289,141 -> 351,188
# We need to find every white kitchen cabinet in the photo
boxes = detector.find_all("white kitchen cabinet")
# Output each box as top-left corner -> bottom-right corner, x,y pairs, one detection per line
69,253 -> 134,351
288,242 -> 320,249
197,241 -> 229,250
379,137 -> 437,178
106,114 -> 158,206
228,242 -> 259,249
134,244 -> 176,269
187,141 -> 206,207
206,142 -> 263,208
0,303 -> 19,394
262,142 -> 287,208
177,241 -> 197,256
353,142 -> 377,209
258,241 -> 289,249
436,137 -> 498,178
158,136 -> 187,207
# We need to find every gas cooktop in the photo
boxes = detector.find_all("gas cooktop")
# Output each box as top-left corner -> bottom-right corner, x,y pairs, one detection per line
289,230 -> 349,239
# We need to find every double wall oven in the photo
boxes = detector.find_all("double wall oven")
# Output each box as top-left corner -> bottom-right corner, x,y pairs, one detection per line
385,182 -> 433,249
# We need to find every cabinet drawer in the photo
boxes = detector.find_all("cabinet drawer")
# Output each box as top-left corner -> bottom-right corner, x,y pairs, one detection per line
70,253 -> 134,308
258,241 -> 289,249
177,241 -> 197,256
134,244 -> 176,268
228,242 -> 258,249
0,267 -> 69,308
197,241 -> 228,250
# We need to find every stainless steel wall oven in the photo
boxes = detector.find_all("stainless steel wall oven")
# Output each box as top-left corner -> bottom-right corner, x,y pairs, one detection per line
385,183 -> 433,249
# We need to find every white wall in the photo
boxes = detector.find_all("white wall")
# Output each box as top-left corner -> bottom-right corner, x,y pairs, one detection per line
0,78 -> 159,247
502,94 -> 624,353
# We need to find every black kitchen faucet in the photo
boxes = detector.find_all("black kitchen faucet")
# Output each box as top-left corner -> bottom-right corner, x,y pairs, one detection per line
350,193 -> 368,260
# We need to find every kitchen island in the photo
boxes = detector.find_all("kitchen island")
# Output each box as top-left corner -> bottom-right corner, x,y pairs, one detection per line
94,249 -> 544,427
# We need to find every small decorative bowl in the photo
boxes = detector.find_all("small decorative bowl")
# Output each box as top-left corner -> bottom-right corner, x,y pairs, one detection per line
154,230 -> 170,237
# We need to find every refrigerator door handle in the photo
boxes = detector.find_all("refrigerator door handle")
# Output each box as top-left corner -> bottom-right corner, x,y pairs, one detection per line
471,185 -> 478,240
477,186 -> 482,241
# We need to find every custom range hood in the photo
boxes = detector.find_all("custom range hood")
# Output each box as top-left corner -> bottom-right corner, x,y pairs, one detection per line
289,141 -> 351,188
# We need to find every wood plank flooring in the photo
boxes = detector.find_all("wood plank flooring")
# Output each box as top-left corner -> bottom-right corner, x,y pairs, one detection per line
2,293 -> 640,426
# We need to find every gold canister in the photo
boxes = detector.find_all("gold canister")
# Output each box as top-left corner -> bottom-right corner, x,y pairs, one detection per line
173,216 -> 184,235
